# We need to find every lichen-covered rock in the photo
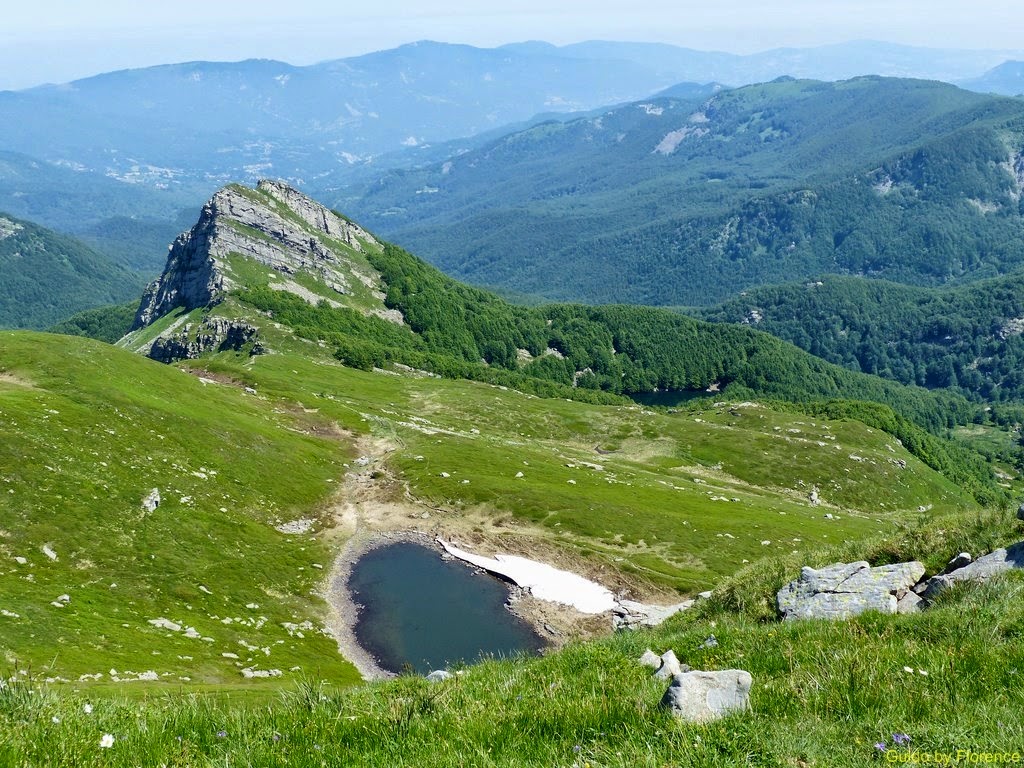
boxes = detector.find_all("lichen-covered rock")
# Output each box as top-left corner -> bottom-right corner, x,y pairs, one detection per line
776,560 -> 925,620
660,670 -> 752,722
638,649 -> 661,669
921,541 -> 1024,600
653,650 -> 683,680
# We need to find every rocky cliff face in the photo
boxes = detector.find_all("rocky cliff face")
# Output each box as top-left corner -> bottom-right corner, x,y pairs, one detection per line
132,179 -> 379,329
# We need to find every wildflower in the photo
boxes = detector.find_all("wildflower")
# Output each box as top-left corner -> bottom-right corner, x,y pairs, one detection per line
51,716 -> 60,724
83,703 -> 93,714
216,730 -> 227,739
893,734 -> 911,746
874,743 -> 887,752
573,745 -> 582,753
272,733 -> 281,742
99,734 -> 114,749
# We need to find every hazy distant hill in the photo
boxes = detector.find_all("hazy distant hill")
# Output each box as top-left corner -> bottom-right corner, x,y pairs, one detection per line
961,60 -> 1024,96
341,76 -> 1024,306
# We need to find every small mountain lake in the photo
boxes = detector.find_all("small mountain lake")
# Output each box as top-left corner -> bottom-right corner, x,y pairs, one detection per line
348,541 -> 545,674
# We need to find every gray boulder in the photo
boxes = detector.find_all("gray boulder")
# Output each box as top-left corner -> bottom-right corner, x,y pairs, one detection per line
425,670 -> 452,683
638,649 -> 661,669
653,650 -> 682,680
660,670 -> 752,722
777,560 -> 925,620
1017,504 -> 1024,521
921,541 -> 1024,600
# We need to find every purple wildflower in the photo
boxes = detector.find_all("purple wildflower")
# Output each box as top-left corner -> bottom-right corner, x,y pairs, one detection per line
893,734 -> 911,746
874,742 -> 887,752
216,730 -> 227,739
573,745 -> 582,753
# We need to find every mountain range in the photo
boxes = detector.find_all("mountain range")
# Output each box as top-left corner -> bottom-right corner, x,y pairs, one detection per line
340,76 -> 1024,305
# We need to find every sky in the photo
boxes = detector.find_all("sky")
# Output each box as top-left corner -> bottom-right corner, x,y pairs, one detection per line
1,0 -> 1023,90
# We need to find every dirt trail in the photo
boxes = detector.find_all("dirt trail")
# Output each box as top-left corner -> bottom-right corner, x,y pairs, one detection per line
319,432 -> 679,680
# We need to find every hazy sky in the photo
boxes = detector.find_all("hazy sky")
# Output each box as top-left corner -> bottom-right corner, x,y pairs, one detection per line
2,0 -> 1022,90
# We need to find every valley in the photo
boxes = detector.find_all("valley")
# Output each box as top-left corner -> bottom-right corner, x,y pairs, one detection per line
2,27 -> 1024,765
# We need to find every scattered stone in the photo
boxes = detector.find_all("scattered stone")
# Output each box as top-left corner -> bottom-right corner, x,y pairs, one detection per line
241,668 -> 283,679
515,471 -> 524,478
142,488 -> 161,513
41,544 -> 57,561
808,489 -> 820,506
148,618 -> 182,632
276,518 -> 314,534
776,560 -> 925,620
13,556 -> 27,565
697,591 -> 713,600
426,670 -> 452,683
921,541 -> 1024,600
1017,504 -> 1024,521
654,650 -> 682,680
660,670 -> 752,722
542,623 -> 560,636
613,598 -> 694,629
699,635 -> 719,650
639,649 -> 661,669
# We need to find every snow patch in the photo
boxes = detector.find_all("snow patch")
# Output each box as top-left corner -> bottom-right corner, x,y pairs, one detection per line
438,540 -> 616,614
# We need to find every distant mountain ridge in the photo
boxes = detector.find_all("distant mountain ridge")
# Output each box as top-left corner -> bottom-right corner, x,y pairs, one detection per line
341,76 -> 1024,306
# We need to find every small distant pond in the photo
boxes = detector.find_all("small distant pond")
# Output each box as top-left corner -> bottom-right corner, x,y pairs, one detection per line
629,389 -> 711,408
348,541 -> 545,674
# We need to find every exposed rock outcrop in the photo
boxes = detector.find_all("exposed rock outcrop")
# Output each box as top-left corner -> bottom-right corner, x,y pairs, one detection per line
132,180 -> 380,330
921,541 -> 1024,600
776,560 -> 924,620
148,317 -> 262,364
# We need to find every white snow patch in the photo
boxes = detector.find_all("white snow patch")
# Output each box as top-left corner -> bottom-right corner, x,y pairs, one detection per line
438,540 -> 616,614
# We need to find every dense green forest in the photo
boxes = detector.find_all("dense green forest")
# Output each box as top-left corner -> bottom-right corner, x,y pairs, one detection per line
49,301 -> 137,343
0,212 -> 143,329
341,77 -> 1024,306
700,272 -> 1024,404
232,240 -> 999,501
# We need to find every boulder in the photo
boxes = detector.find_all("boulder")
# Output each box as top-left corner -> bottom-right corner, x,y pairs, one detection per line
141,488 -> 161,513
425,670 -> 452,683
660,670 -> 752,722
653,650 -> 682,680
612,598 -> 694,630
638,649 -> 661,669
1017,504 -> 1024,521
776,560 -> 925,620
896,591 -> 923,614
921,541 -> 1024,600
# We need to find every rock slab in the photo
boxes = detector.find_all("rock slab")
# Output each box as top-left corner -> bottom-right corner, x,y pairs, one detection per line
776,560 -> 925,620
660,670 -> 752,722
922,541 -> 1024,599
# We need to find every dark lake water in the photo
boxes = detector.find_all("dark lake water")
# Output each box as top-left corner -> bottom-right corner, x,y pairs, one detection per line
629,389 -> 710,407
348,541 -> 545,674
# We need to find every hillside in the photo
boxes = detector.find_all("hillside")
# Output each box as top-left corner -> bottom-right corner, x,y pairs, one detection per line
341,77 -> 1024,306
0,212 -> 144,329
700,273 -> 1024,407
118,181 -> 999,501
1,180 -> 999,687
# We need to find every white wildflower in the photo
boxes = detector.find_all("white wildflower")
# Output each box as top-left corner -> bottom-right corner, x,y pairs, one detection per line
83,703 -> 93,714
99,733 -> 114,748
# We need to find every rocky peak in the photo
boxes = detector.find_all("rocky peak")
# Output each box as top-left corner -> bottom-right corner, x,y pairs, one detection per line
132,180 -> 379,330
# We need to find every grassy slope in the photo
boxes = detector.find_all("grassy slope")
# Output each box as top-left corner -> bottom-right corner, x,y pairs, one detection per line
3,513 -> 1022,766
0,324 -> 978,686
0,332 -> 360,687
